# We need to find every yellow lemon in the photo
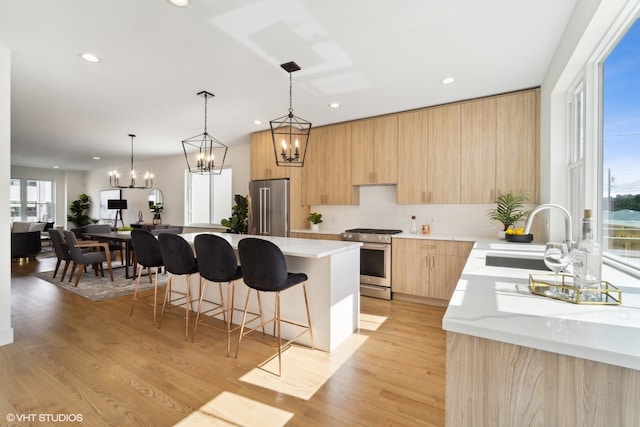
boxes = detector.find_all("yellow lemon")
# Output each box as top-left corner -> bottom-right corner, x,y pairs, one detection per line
506,229 -> 514,235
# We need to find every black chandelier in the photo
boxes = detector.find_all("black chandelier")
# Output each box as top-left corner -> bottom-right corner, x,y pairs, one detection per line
270,61 -> 311,167
108,134 -> 153,189
182,91 -> 228,175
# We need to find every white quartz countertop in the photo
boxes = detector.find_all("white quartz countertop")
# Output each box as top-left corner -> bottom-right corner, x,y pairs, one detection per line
180,232 -> 362,258
442,241 -> 640,370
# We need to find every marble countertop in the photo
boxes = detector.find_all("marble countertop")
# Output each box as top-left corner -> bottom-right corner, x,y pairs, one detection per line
180,232 -> 362,259
442,241 -> 640,370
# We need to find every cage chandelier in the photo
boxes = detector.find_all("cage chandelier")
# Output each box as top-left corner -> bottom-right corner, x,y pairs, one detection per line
270,61 -> 311,167
108,134 -> 153,189
181,91 -> 228,175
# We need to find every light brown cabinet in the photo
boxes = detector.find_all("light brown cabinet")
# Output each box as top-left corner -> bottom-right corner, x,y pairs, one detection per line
351,115 -> 398,185
496,89 -> 539,201
250,130 -> 288,180
460,97 -> 497,204
392,238 -> 472,302
290,232 -> 341,241
302,123 -> 358,205
397,104 -> 460,204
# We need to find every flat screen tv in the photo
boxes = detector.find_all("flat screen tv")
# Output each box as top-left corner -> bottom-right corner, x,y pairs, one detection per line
107,199 -> 128,210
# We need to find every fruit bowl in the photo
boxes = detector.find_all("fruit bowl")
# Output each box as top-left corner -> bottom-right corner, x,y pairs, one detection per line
505,233 -> 534,243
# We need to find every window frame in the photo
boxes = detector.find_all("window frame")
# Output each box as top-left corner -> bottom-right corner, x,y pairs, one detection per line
10,177 -> 55,223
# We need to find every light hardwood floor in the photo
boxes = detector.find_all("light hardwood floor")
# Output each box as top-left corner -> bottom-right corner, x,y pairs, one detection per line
3,257 -> 446,426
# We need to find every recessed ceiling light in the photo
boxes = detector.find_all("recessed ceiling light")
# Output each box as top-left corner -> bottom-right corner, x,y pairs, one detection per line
253,120 -> 262,125
441,77 -> 456,85
329,102 -> 341,109
80,53 -> 101,63
93,156 -> 101,160
169,0 -> 189,6
53,166 -> 59,169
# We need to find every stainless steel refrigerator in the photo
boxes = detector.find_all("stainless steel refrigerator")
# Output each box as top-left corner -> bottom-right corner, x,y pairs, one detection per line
248,178 -> 290,237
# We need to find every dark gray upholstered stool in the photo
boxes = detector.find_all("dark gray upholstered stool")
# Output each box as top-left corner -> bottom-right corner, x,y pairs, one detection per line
130,229 -> 165,325
236,237 -> 314,376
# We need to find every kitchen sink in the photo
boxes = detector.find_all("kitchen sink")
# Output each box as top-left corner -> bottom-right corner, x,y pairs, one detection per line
485,249 -> 550,271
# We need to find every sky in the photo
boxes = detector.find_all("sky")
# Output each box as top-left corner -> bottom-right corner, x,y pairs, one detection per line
603,17 -> 640,196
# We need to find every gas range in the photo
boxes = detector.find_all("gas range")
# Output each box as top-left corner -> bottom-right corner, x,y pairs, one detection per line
341,228 -> 403,244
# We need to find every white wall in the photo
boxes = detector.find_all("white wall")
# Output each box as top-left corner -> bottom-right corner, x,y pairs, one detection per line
1,46 -> 14,346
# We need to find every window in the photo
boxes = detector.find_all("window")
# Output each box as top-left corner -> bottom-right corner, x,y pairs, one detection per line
601,18 -> 640,268
185,168 -> 232,226
568,84 -> 586,240
10,178 -> 54,222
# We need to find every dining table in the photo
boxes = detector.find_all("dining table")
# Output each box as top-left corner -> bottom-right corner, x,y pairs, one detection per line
82,231 -> 136,279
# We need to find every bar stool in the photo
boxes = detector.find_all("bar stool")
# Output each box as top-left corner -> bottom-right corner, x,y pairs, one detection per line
129,229 -> 164,325
157,233 -> 199,341
235,237 -> 314,376
192,234 -> 249,355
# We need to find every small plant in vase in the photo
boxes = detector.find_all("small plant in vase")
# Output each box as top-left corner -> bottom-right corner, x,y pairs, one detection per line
487,191 -> 529,238
150,203 -> 163,225
308,212 -> 323,231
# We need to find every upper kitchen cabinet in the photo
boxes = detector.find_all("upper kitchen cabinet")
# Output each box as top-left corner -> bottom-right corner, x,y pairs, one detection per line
495,89 -> 539,202
351,114 -> 398,185
250,130 -> 289,180
460,97 -> 497,204
397,104 -> 461,204
302,123 -> 358,205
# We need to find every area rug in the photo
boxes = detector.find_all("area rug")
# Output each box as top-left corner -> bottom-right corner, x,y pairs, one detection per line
34,267 -> 168,302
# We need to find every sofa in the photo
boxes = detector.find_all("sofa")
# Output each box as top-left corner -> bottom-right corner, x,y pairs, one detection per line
11,221 -> 48,259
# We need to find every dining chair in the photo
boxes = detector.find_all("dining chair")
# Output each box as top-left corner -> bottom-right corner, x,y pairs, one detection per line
129,229 -> 165,325
63,230 -> 115,287
49,229 -> 72,281
193,234 -> 251,355
236,237 -> 314,376
85,223 -> 125,264
157,233 -> 199,341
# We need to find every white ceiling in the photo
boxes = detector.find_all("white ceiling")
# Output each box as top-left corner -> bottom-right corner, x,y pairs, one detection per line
1,0 -> 577,171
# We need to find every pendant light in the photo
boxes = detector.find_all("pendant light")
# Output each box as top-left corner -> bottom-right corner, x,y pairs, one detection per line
270,61 -> 311,167
108,134 -> 153,189
182,91 -> 228,175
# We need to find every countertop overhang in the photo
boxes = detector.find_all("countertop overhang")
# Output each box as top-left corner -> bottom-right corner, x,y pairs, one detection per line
180,232 -> 362,258
443,240 -> 640,370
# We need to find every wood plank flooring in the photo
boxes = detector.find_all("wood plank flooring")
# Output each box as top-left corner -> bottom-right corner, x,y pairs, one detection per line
3,257 -> 446,426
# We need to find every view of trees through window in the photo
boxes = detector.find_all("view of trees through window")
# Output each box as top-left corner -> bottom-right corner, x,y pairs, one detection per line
602,17 -> 640,266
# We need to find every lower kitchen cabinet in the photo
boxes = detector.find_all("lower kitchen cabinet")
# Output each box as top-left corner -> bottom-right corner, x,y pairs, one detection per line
392,238 -> 472,303
290,232 -> 341,241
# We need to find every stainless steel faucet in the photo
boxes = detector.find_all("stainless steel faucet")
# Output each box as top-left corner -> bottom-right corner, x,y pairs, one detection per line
523,204 -> 573,248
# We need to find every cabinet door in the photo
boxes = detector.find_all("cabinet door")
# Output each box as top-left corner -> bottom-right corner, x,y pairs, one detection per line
460,98 -> 497,204
496,89 -> 539,201
397,110 -> 429,204
351,119 -> 374,185
372,114 -> 398,184
302,123 -> 356,205
392,239 -> 429,296
250,130 -> 288,180
428,241 -> 471,300
301,126 -> 327,205
324,123 -> 355,205
427,104 -> 460,204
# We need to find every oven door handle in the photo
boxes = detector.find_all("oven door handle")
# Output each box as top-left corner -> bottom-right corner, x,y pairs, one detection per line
361,243 -> 389,250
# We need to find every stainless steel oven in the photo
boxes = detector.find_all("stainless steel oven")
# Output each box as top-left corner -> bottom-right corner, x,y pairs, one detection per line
341,228 -> 402,300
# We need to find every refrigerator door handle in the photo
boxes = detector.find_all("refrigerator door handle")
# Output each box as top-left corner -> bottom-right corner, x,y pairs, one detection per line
260,187 -> 270,235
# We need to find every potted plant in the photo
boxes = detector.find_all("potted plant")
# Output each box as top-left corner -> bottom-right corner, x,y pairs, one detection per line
150,203 -> 163,225
221,194 -> 248,234
67,193 -> 93,229
487,191 -> 530,238
308,212 -> 323,231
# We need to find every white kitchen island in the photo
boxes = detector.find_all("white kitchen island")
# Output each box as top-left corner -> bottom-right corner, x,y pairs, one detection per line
442,241 -> 640,426
178,232 -> 362,353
